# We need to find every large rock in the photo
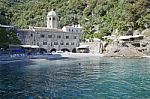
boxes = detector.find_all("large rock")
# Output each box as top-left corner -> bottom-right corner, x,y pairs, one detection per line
141,28 -> 150,37
104,46 -> 144,57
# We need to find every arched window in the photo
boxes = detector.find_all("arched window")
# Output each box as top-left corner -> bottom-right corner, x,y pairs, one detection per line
50,48 -> 57,52
61,48 -> 70,52
72,48 -> 76,53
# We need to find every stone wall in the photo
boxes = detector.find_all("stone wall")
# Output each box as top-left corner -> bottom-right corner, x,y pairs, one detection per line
80,42 -> 103,54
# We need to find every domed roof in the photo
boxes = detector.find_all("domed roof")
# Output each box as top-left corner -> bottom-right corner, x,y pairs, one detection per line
47,9 -> 57,16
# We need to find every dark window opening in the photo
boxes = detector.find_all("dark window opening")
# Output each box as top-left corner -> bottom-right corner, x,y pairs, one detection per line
71,43 -> 74,45
57,35 -> 61,38
66,43 -> 69,45
41,34 -> 45,38
66,36 -> 69,39
43,42 -> 47,45
54,42 -> 58,45
51,42 -> 53,46
48,35 -> 52,38
74,36 -> 77,39
60,42 -> 64,45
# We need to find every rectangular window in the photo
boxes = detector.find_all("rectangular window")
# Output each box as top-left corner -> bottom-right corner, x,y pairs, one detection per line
40,34 -> 45,38
48,35 -> 52,38
60,42 -> 64,45
43,42 -> 47,45
66,36 -> 69,39
71,43 -> 74,45
51,42 -> 53,46
74,36 -> 77,39
57,35 -> 61,38
66,43 -> 69,45
54,42 -> 58,45
37,42 -> 39,46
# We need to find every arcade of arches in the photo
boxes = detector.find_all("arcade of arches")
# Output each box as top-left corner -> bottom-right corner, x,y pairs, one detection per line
50,48 -> 77,53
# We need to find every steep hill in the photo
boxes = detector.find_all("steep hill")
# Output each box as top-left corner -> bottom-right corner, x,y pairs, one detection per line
0,0 -> 150,37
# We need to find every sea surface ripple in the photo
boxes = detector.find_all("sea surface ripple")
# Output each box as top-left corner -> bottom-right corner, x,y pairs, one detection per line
0,57 -> 150,99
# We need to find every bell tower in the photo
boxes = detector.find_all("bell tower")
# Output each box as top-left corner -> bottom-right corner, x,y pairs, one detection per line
47,9 -> 58,29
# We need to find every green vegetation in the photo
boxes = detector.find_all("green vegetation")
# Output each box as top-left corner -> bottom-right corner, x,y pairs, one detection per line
0,28 -> 21,47
0,1 -> 21,47
0,0 -> 150,39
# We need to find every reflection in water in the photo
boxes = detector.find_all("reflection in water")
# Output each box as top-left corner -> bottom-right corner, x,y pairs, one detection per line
0,57 -> 150,98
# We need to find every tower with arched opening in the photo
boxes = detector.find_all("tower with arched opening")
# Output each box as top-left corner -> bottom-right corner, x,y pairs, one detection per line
47,9 -> 58,29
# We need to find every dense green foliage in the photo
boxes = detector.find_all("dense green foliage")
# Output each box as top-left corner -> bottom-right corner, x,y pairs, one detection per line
0,28 -> 21,47
0,0 -> 150,39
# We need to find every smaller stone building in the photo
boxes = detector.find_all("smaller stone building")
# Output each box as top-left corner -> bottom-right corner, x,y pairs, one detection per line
62,24 -> 83,33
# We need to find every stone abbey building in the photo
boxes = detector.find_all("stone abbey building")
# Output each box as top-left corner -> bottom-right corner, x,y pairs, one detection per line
17,9 -> 83,52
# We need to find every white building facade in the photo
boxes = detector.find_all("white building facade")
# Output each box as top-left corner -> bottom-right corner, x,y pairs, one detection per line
62,24 -> 83,33
17,10 -> 83,52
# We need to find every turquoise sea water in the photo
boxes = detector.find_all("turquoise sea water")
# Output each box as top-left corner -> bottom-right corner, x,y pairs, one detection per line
0,57 -> 150,99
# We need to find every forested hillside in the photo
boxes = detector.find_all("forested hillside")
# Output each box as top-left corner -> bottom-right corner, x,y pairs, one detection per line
0,0 -> 150,37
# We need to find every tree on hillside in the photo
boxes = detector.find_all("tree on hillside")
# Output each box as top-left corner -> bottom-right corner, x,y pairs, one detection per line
0,28 -> 21,47
0,0 -> 150,38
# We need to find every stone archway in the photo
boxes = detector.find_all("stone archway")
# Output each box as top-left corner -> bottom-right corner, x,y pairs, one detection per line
61,48 -> 70,52
50,48 -> 57,52
72,48 -> 76,53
